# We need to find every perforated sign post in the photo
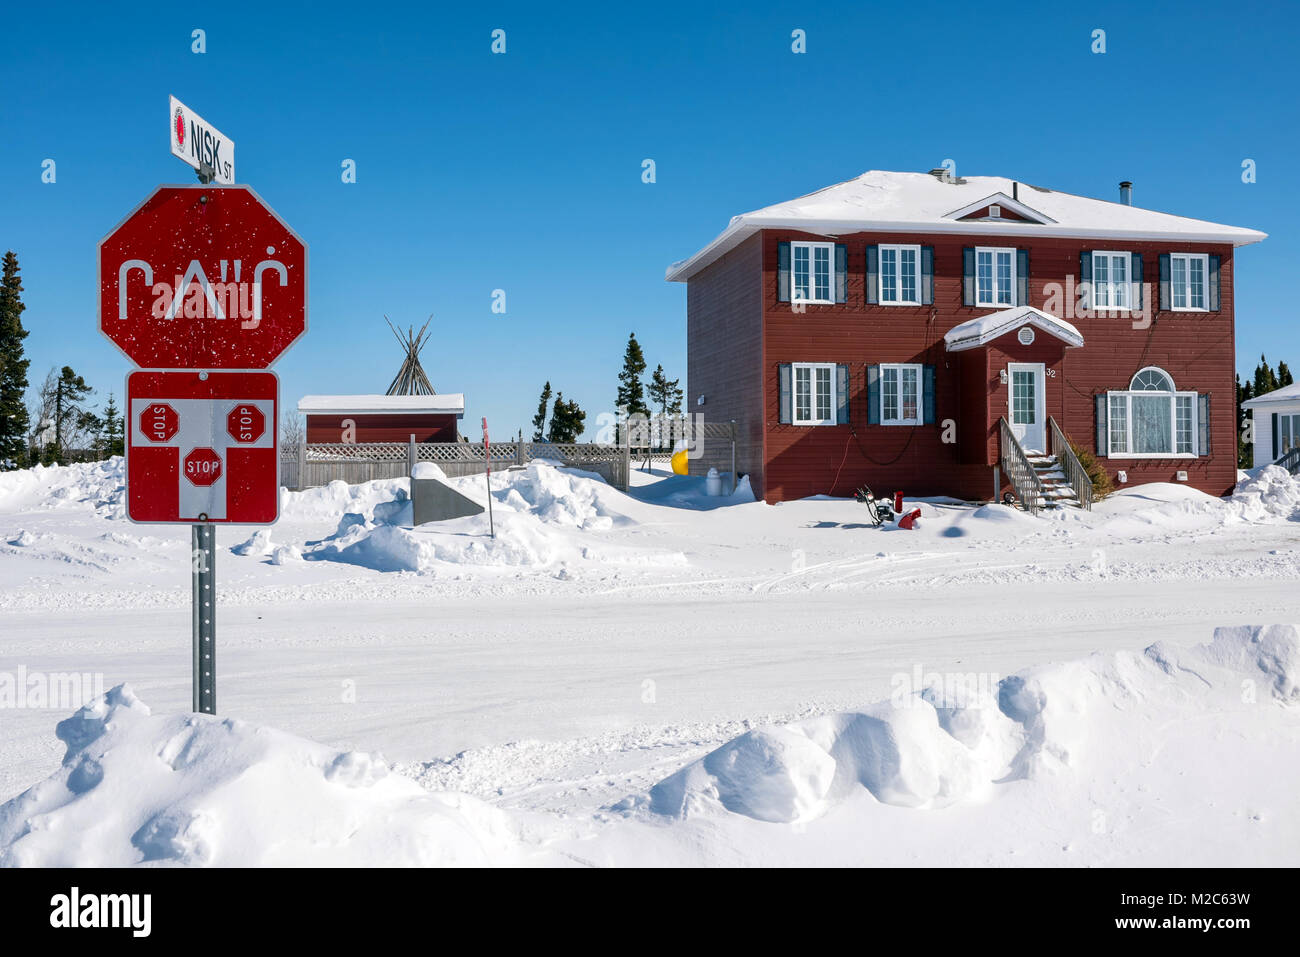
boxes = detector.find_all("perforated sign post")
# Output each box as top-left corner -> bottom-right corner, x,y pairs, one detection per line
101,170 -> 307,717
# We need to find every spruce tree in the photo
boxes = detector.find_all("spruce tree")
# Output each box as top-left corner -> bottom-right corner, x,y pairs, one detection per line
647,364 -> 683,416
0,251 -> 31,468
1278,360 -> 1294,388
615,333 -> 649,417
100,393 -> 124,458
532,381 -> 552,441
546,393 -> 586,443
1254,354 -> 1279,396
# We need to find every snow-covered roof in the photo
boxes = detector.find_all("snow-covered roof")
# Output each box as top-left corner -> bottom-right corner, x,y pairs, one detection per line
666,170 -> 1267,282
298,394 -> 465,416
1241,383 -> 1300,409
944,307 -> 1084,353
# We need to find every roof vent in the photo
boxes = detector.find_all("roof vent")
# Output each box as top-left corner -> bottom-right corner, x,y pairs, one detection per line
989,204 -> 1002,218
1119,181 -> 1133,205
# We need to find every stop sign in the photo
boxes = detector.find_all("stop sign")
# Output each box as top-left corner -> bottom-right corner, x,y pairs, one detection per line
183,447 -> 224,487
226,404 -> 266,443
140,403 -> 179,442
99,185 -> 307,369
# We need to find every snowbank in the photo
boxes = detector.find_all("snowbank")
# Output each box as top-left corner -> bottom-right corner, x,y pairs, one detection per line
286,462 -> 684,574
648,624 -> 1300,823
0,458 -> 125,518
0,685 -> 529,867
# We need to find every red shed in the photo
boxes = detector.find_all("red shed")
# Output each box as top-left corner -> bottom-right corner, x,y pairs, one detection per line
298,394 -> 465,444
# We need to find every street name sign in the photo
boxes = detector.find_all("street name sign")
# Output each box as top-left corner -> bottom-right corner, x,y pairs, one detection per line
170,95 -> 235,184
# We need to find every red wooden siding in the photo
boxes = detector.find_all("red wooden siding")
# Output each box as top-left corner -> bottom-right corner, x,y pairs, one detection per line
751,229 -> 1237,503
686,233 -> 765,492
306,413 -> 459,444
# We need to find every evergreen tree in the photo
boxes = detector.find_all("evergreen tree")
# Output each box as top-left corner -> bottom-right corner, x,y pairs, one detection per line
99,393 -> 124,458
647,364 -> 683,416
0,251 -> 31,468
532,381 -> 553,441
41,366 -> 95,464
1278,360 -> 1294,388
1254,354 -> 1279,397
615,333 -> 649,417
546,393 -> 586,443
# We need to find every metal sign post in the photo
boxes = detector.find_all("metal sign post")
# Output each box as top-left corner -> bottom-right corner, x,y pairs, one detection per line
192,524 -> 216,714
483,416 -> 495,539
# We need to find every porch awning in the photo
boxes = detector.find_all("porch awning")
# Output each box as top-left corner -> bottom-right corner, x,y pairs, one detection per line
943,306 -> 1084,353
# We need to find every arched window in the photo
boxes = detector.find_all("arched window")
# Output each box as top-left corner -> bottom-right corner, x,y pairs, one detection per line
1107,367 -> 1197,457
1130,367 -> 1174,392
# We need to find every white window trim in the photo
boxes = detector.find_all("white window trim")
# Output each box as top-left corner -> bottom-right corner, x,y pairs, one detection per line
1169,252 -> 1210,313
975,246 -> 1017,307
792,362 -> 837,426
791,241 -> 836,305
1106,368 -> 1198,458
878,244 -> 922,306
880,362 -> 923,426
1090,250 -> 1133,313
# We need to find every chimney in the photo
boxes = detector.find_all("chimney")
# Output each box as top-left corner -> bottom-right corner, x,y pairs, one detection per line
1119,181 -> 1133,205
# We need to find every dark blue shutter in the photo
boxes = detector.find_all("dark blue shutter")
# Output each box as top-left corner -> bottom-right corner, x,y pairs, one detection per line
778,364 -> 792,423
865,245 -> 879,305
1208,254 -> 1221,311
836,364 -> 850,423
921,246 -> 934,305
922,365 -> 936,424
834,244 -> 848,303
1198,394 -> 1210,455
1016,249 -> 1029,306
1158,254 -> 1171,311
867,365 -> 881,424
962,248 -> 975,306
1095,394 -> 1108,456
1079,251 -> 1092,310
777,243 -> 791,302
1131,253 -> 1144,310
1272,412 -> 1279,460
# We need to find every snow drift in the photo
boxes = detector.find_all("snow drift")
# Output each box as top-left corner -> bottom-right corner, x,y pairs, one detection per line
0,685 -> 530,867
648,624 -> 1300,823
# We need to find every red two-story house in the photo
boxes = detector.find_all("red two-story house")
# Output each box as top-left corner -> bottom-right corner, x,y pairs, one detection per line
669,170 -> 1265,506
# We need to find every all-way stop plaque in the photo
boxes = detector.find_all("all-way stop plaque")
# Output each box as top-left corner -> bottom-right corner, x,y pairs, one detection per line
126,370 -> 279,524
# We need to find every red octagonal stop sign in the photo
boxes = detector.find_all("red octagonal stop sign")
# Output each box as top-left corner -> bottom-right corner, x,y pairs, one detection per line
139,403 -> 179,442
183,447 -> 223,486
99,185 -> 307,369
226,404 -> 265,443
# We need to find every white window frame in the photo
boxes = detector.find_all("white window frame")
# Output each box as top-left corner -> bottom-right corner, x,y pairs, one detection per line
1090,250 -> 1132,312
1106,366 -> 1198,458
1280,413 -> 1300,456
791,241 -> 835,305
878,244 -> 922,306
1170,252 -> 1209,312
880,363 -> 923,426
792,362 -> 837,426
975,246 -> 1017,307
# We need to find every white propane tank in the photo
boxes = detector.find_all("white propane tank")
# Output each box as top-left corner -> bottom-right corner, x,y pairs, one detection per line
705,467 -> 723,497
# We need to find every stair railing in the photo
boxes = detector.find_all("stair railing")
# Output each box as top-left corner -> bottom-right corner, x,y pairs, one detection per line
1047,416 -> 1093,511
998,417 -> 1044,515
1274,446 -> 1300,476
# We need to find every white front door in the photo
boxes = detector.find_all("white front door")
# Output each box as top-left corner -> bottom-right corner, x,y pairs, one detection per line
1008,362 -> 1046,452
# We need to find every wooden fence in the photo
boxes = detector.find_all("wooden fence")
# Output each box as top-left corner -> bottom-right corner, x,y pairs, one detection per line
280,418 -> 737,493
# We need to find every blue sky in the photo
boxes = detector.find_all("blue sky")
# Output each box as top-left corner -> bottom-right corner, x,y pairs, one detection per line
2,0 -> 1296,438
